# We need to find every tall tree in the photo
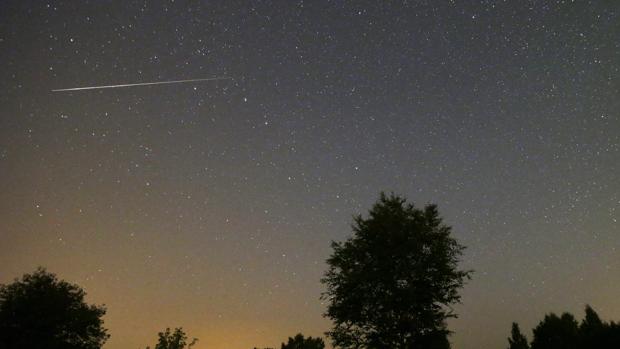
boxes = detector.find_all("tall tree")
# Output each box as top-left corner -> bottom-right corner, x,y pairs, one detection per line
321,192 -> 472,348
146,328 -> 197,349
280,333 -> 325,349
0,268 -> 109,349
507,323 -> 529,349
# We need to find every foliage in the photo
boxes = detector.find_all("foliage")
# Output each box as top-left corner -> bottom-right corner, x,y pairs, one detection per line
0,267 -> 109,349
321,192 -> 472,348
508,323 -> 529,349
511,305 -> 620,349
579,305 -> 605,348
146,327 -> 197,349
531,312 -> 579,349
280,333 -> 325,349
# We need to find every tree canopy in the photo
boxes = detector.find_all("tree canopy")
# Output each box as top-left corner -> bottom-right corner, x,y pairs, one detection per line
280,333 -> 325,349
531,312 -> 579,349
321,192 -> 471,348
508,323 -> 529,349
510,306 -> 620,349
0,267 -> 109,349
146,327 -> 197,349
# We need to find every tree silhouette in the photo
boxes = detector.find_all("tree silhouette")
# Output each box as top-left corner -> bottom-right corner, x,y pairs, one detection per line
146,327 -> 197,349
607,321 -> 620,347
578,305 -> 605,348
0,267 -> 109,349
511,306 -> 620,349
280,333 -> 325,349
530,313 -> 579,349
321,192 -> 472,349
507,323 -> 529,349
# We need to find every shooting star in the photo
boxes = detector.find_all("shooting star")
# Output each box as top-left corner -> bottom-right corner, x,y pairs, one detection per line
51,76 -> 231,92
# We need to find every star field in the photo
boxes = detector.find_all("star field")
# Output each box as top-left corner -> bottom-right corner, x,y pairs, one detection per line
0,1 -> 619,348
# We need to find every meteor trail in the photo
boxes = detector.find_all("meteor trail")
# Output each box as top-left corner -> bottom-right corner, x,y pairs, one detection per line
51,77 -> 231,92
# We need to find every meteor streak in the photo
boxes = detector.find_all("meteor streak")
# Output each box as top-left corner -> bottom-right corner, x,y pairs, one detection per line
51,77 -> 231,92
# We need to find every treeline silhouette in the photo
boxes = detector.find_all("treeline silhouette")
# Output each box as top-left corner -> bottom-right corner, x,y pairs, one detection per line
253,333 -> 325,349
508,305 -> 620,349
0,193 -> 618,349
0,267 -> 324,349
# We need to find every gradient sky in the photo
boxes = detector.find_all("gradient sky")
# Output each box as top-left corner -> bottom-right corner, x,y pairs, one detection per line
1,1 -> 619,348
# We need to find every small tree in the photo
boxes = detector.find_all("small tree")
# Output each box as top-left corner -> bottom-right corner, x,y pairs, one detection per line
0,267 -> 109,349
507,323 -> 529,349
281,333 -> 325,349
321,192 -> 472,348
146,328 -> 197,349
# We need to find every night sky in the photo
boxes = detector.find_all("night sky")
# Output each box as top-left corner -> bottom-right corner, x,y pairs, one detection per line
1,1 -> 619,348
